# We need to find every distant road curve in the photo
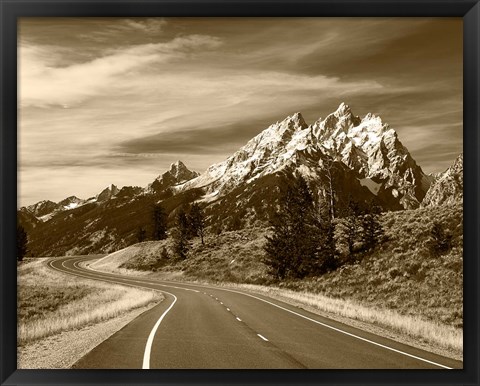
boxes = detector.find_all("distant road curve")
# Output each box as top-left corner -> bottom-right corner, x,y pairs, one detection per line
47,256 -> 462,369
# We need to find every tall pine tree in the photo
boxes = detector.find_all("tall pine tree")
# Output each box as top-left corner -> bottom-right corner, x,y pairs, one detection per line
359,204 -> 383,253
152,204 -> 168,240
172,206 -> 191,259
188,203 -> 205,245
17,225 -> 28,262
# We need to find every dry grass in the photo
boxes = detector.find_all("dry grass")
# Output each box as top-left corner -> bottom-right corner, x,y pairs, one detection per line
18,258 -> 162,345
226,283 -> 462,353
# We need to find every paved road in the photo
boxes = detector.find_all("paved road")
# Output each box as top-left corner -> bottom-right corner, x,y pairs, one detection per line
48,256 -> 462,369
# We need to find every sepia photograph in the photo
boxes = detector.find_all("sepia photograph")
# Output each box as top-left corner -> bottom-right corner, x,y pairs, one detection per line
16,16 -> 463,370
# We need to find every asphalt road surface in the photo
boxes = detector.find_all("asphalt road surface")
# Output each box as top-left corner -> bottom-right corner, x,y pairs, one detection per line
47,256 -> 462,369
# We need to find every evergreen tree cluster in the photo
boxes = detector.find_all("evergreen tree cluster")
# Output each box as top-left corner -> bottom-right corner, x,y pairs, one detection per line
263,176 -> 336,280
172,203 -> 206,259
134,202 -> 206,260
334,201 -> 384,264
264,175 -> 384,281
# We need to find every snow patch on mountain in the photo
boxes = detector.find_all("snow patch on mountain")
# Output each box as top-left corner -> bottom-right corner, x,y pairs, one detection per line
358,178 -> 382,196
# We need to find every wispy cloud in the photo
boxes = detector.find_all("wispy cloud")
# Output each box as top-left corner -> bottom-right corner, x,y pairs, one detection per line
19,34 -> 222,107
116,18 -> 167,34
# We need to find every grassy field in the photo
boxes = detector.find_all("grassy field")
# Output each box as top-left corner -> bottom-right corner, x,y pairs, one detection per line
18,258 -> 162,345
92,203 -> 463,354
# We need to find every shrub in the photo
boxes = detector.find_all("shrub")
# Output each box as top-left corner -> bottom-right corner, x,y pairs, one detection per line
429,222 -> 453,256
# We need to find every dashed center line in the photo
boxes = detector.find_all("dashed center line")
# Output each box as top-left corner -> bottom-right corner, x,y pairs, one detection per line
226,308 -> 230,311
257,334 -> 269,342
220,302 -> 223,305
236,317 -> 242,322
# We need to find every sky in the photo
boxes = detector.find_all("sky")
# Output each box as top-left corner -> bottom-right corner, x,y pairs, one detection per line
18,17 -> 463,207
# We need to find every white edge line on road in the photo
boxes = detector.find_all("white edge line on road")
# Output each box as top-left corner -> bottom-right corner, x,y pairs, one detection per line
64,258 -> 453,370
211,287 -> 453,370
47,258 -> 179,370
142,292 -> 177,369
257,334 -> 269,342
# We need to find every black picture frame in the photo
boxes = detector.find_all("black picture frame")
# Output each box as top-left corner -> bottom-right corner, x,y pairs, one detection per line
1,1 -> 479,385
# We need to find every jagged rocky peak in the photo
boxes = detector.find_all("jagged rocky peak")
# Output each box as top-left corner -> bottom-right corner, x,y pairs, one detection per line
58,195 -> 84,210
313,102 -> 362,138
58,195 -> 82,206
96,184 -> 119,202
421,153 -> 463,207
213,112 -> 312,171
168,160 -> 199,182
309,103 -> 431,209
257,112 -> 309,146
25,200 -> 58,217
285,112 -> 308,129
147,161 -> 199,194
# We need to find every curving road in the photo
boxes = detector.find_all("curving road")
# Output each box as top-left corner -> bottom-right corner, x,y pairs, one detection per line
47,256 -> 462,369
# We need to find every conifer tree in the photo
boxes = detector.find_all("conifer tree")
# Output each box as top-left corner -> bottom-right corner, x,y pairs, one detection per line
172,207 -> 190,259
360,205 -> 383,252
136,227 -> 147,242
188,203 -> 205,245
17,225 -> 28,262
152,204 -> 168,240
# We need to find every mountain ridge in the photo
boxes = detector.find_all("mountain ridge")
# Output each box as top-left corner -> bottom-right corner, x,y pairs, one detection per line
18,103 -> 462,256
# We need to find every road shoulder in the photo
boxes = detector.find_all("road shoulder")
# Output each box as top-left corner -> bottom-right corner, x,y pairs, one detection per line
17,302 -> 159,369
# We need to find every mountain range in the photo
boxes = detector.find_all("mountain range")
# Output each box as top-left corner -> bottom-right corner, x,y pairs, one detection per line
18,103 -> 463,256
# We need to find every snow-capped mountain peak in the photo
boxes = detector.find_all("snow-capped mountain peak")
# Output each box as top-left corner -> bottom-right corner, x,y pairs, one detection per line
58,195 -> 84,210
168,160 -> 199,182
308,104 -> 430,208
313,102 -> 362,139
335,101 -> 352,116
257,112 -> 308,146
146,161 -> 199,194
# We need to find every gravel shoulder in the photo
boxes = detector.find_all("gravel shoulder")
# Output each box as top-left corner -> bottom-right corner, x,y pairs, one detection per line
17,302 -> 159,369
